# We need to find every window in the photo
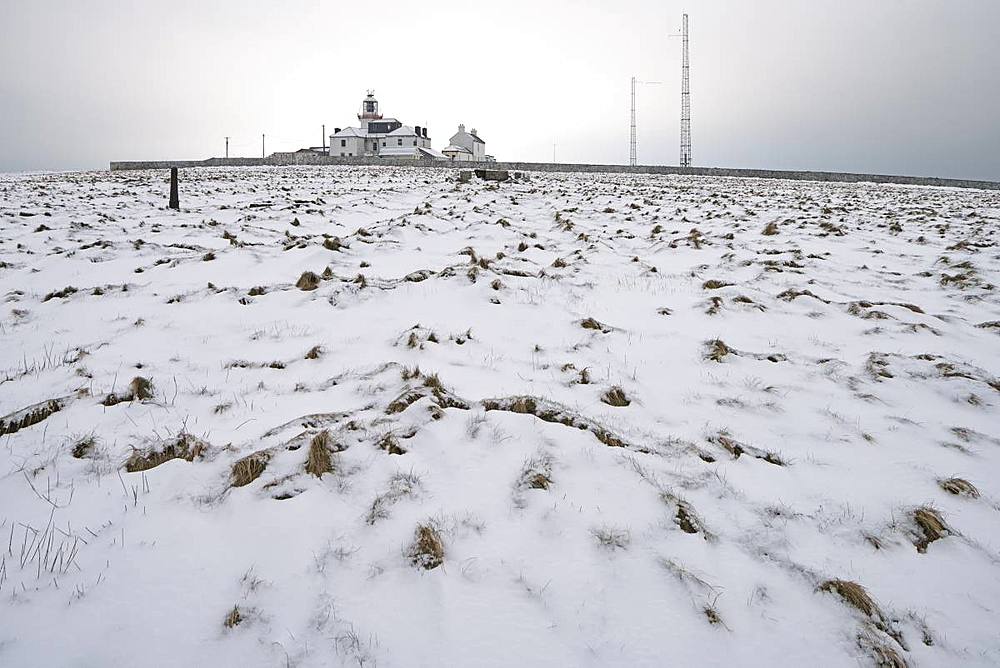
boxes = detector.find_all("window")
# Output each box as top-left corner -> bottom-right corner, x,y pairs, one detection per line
413,140 -> 417,146
397,138 -> 402,146
340,139 -> 346,147
340,152 -> 345,157
382,141 -> 386,147
348,153 -> 353,157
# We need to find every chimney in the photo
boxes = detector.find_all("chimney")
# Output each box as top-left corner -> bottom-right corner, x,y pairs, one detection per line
415,125 -> 421,137
334,127 -> 341,133
471,128 -> 478,136
458,123 -> 465,133
422,127 -> 428,138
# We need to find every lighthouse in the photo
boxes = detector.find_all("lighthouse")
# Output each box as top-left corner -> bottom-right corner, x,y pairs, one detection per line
358,91 -> 382,132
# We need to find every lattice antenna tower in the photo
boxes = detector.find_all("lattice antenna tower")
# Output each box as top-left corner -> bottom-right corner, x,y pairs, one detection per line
680,13 -> 692,167
629,77 -> 637,167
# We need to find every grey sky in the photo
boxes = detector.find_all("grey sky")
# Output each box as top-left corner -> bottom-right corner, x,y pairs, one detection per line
2,0 -> 999,179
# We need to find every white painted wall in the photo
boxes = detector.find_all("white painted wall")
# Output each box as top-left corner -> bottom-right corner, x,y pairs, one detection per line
331,135 -> 365,157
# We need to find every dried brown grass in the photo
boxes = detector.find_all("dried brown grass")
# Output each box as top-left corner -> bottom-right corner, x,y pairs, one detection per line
296,271 -> 321,291
231,452 -> 269,487
223,605 -> 242,628
305,430 -> 334,477
705,339 -> 732,362
913,507 -> 948,553
126,432 -> 205,472
939,477 -> 979,498
601,386 -> 631,407
407,524 -> 445,569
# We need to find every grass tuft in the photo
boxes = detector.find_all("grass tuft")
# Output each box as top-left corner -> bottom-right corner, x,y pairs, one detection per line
129,376 -> 154,400
818,579 -> 879,619
601,386 -> 631,407
938,477 -> 979,498
407,524 -> 445,569
232,451 -> 269,487
72,435 -> 97,459
592,526 -> 630,550
126,432 -> 206,472
223,605 -> 242,629
296,271 -> 321,291
913,507 -> 948,553
580,317 -> 609,332
705,339 -> 732,362
305,430 -> 334,477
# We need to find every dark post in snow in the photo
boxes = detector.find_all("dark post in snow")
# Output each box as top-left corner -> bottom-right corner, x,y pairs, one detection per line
168,167 -> 180,210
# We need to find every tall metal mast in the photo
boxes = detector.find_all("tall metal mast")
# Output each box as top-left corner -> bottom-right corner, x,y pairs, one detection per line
680,13 -> 692,167
630,76 -> 637,167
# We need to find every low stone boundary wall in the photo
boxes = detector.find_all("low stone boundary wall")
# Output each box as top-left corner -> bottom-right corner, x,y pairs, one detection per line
108,155 -> 1000,191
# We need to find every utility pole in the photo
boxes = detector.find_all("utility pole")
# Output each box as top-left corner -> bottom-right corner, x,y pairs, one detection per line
680,13 -> 692,167
225,136 -> 229,159
322,124 -> 326,151
262,134 -> 265,159
629,76 -> 637,167
552,143 -> 557,163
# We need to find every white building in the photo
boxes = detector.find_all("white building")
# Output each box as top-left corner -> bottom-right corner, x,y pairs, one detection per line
443,124 -> 487,162
328,91 -> 445,160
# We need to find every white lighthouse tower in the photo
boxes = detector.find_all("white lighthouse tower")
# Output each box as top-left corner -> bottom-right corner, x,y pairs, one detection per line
358,90 -> 382,132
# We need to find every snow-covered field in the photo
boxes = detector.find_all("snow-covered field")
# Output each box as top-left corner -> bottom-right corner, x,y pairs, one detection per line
1,165 -> 999,667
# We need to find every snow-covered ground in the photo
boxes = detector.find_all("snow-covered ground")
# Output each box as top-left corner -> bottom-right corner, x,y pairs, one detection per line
1,166 -> 999,667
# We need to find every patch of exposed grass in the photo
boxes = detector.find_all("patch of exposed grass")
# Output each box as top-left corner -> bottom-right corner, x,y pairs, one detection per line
232,451 -> 269,487
857,631 -> 907,668
705,339 -> 732,362
377,433 -> 407,455
130,376 -> 153,400
305,430 -> 334,477
818,579 -> 880,619
580,317 -> 610,332
103,376 -> 153,406
407,524 -> 444,569
387,389 -> 426,414
762,222 -> 780,235
71,435 -> 97,459
296,271 -> 321,291
126,432 -> 206,472
601,386 -> 631,407
702,279 -> 732,290
518,457 -> 553,490
223,605 -> 242,629
939,477 -> 979,498
1,398 -> 64,436
43,286 -> 78,302
913,507 -> 948,553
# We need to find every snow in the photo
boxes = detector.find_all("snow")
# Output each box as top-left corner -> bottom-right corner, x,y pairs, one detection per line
1,165 -> 999,667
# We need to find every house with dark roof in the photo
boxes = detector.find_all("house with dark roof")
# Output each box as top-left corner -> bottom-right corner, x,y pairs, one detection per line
328,91 -> 445,160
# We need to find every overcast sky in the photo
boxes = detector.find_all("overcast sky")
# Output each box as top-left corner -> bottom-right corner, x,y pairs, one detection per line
1,0 -> 999,179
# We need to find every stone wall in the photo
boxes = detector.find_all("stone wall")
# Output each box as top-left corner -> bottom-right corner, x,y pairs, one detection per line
108,155 -> 1000,191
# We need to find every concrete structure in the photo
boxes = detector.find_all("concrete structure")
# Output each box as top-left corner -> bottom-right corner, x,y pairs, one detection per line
107,154 -> 1000,191
328,91 -> 444,160
443,124 -> 486,161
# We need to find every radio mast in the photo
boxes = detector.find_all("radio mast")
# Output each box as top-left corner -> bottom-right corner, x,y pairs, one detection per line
630,77 -> 637,167
680,13 -> 692,167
